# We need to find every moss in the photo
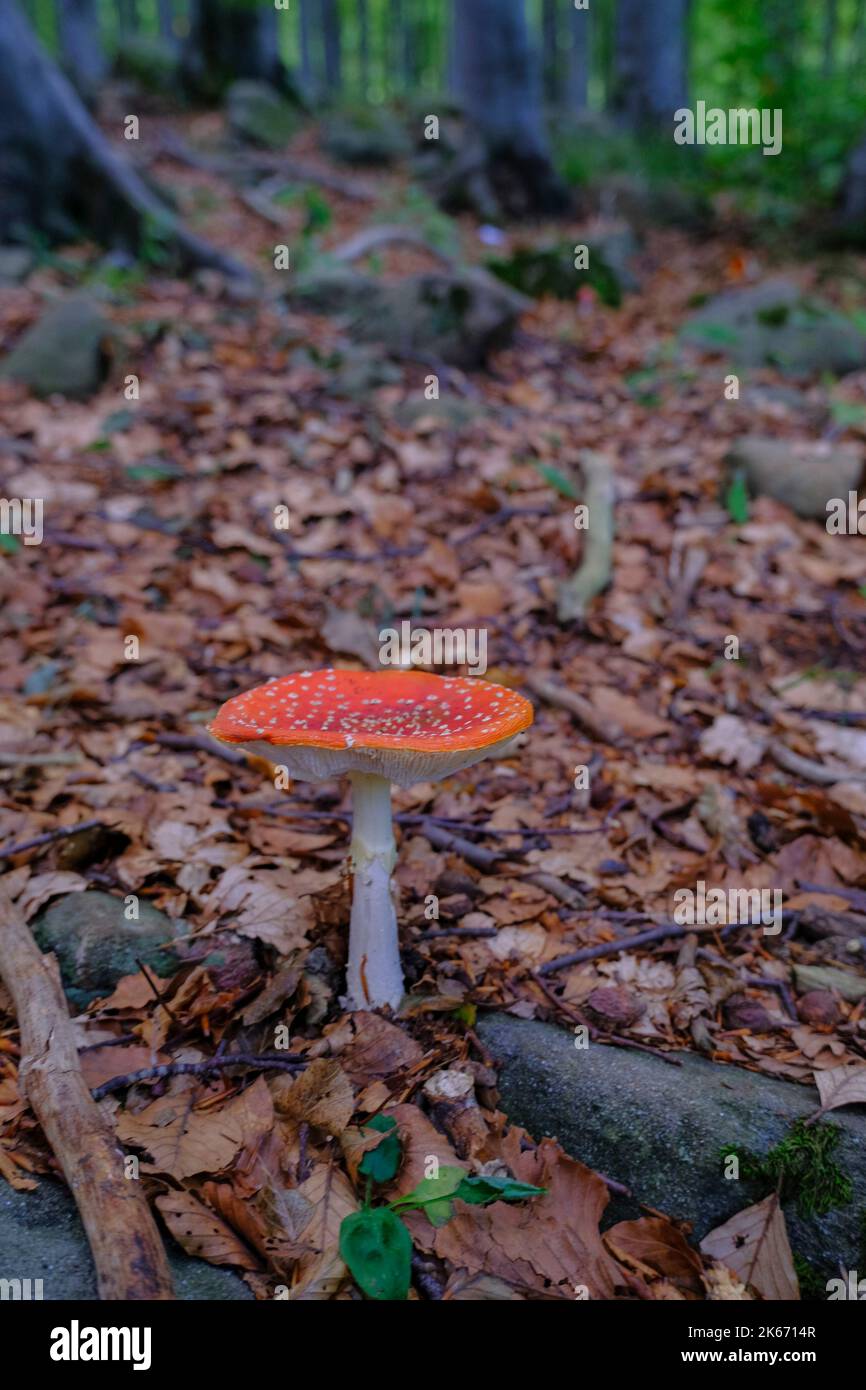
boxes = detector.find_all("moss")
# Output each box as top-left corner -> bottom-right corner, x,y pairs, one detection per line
720,1118 -> 853,1219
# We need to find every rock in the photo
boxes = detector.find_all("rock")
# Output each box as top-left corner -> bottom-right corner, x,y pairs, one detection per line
31,890 -> 182,1009
113,35 -> 178,93
0,1179 -> 253,1300
722,994 -> 779,1033
724,436 -> 863,519
592,171 -> 712,234
322,108 -> 411,166
477,1012 -> 866,1274
226,80 -> 299,148
584,985 -> 645,1032
0,295 -> 112,398
796,991 -> 841,1029
293,266 -> 526,369
684,278 -> 866,376
793,963 -> 866,1004
838,134 -> 866,233
0,245 -> 33,284
486,229 -> 638,307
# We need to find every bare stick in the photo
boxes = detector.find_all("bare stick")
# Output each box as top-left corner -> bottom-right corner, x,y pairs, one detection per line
524,671 -> 623,745
90,1052 -> 308,1101
0,884 -> 174,1300
557,451 -> 616,625
537,922 -> 692,976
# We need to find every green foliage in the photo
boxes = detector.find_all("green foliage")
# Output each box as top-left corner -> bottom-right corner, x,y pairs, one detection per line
358,1115 -> 401,1184
339,1116 -> 545,1299
338,1207 -> 412,1302
720,1119 -> 853,1219
724,470 -> 750,525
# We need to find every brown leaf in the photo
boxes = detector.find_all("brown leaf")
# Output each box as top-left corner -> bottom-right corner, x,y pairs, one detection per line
155,1189 -> 261,1270
431,1133 -> 626,1299
271,1057 -> 355,1137
815,1064 -> 866,1114
117,1075 -> 274,1181
700,1196 -> 799,1301
330,1011 -> 423,1085
604,1217 -> 704,1296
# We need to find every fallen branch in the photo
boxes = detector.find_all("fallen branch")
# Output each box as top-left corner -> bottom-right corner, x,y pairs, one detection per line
0,884 -> 174,1300
557,451 -> 616,625
769,739 -> 866,785
537,921 -> 692,976
90,1051 -> 309,1101
524,671 -> 623,745
332,223 -> 457,268
0,818 -> 104,861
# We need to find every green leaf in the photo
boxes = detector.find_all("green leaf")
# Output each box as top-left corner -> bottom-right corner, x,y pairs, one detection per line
339,1207 -> 412,1301
453,1175 -> 547,1206
533,461 -> 579,499
389,1165 -> 466,1227
724,470 -> 749,525
358,1115 -> 402,1184
0,533 -> 20,554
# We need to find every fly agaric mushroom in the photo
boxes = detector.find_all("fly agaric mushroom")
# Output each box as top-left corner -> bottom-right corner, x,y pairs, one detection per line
209,669 -> 533,1011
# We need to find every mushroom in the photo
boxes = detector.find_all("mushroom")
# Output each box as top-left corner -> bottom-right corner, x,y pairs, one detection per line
209,668 -> 533,1011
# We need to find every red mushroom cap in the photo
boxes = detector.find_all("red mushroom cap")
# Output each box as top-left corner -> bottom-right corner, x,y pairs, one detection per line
209,669 -> 533,785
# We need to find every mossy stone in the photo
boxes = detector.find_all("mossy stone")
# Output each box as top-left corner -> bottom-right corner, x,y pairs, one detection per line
31,890 -> 181,1008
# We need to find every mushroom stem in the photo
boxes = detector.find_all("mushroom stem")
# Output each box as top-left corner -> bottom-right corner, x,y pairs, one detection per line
347,771 -> 404,1011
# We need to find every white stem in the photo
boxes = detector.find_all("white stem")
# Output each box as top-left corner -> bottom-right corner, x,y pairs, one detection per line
346,772 -> 404,1011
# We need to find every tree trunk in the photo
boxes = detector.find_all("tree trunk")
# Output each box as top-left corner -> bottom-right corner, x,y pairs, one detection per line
0,0 -> 251,281
822,0 -> 839,78
116,0 -> 138,37
181,0 -> 284,99
156,0 -> 175,42
614,0 -> 689,129
322,0 -> 341,92
840,132 -> 866,230
542,0 -> 560,105
568,0 -> 589,111
56,0 -> 106,101
451,0 -> 569,218
357,0 -> 369,96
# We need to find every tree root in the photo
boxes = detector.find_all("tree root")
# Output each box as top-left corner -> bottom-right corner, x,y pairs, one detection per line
0,883 -> 175,1300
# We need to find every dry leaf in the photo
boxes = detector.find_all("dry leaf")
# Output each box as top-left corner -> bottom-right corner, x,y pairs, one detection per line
700,1196 -> 799,1301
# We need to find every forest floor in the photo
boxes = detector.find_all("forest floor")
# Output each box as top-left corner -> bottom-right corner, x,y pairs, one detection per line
1,105 -> 866,1301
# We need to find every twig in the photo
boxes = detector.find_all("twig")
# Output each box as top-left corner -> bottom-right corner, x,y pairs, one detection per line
538,922 -> 692,976
0,818 -> 104,861
556,451 -> 616,625
0,883 -> 174,1299
797,880 -> 866,913
0,751 -> 83,767
418,925 -> 498,941
417,819 -> 504,872
90,1051 -> 309,1101
332,223 -> 456,268
769,739 -> 866,785
151,732 -> 249,766
524,671 -> 623,745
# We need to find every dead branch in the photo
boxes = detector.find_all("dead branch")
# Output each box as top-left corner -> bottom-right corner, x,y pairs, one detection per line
0,884 -> 174,1300
557,451 -> 616,625
524,671 -> 624,745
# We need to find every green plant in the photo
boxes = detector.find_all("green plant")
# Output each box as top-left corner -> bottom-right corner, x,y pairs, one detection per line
720,1118 -> 853,1219
340,1114 -> 546,1300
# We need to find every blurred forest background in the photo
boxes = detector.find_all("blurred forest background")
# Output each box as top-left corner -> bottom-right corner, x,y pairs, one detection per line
5,0 -> 866,238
